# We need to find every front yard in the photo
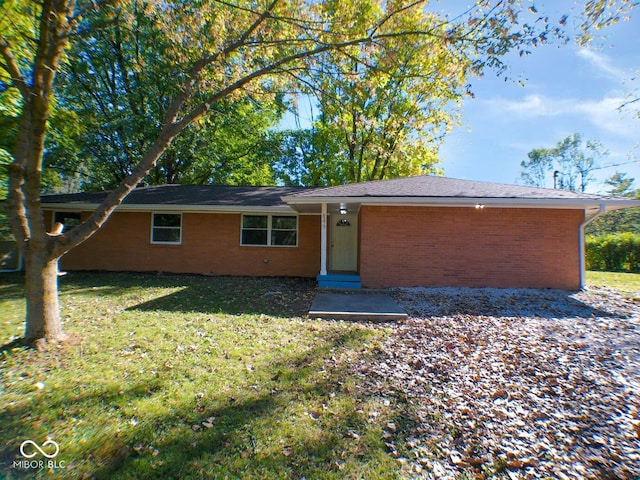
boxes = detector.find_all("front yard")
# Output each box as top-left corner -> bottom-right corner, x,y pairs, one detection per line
585,270 -> 640,296
1,272 -> 639,479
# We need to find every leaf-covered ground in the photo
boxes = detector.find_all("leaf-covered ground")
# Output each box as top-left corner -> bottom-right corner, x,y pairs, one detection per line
332,287 -> 640,479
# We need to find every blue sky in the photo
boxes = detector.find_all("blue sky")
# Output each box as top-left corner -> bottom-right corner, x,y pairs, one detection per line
438,2 -> 640,194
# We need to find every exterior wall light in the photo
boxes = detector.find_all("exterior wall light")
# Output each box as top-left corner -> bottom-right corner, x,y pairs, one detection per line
475,204 -> 485,209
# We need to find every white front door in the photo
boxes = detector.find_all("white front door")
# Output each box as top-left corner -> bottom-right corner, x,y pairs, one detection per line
330,214 -> 358,271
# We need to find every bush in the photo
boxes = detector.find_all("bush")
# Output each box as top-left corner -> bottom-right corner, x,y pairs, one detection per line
586,233 -> 640,272
0,212 -> 14,241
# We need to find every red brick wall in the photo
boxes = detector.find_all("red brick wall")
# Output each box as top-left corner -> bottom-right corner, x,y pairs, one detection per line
359,206 -> 584,290
54,211 -> 320,277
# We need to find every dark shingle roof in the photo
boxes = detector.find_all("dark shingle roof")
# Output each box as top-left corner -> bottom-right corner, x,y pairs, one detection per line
41,184 -> 311,208
284,175 -> 607,200
40,177 -> 638,213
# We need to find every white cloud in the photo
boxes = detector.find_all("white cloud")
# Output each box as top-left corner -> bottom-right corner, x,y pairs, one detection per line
479,94 -> 639,140
498,94 -> 556,115
480,94 -> 564,116
576,48 -> 631,82
573,96 -> 638,138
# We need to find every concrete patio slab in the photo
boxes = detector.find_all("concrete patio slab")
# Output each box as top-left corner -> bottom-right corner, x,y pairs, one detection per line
309,292 -> 408,321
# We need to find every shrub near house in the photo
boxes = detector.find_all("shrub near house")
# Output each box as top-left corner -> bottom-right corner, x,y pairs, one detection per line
586,233 -> 640,273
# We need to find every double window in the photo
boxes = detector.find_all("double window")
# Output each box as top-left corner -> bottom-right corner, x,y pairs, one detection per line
241,215 -> 297,247
151,213 -> 182,244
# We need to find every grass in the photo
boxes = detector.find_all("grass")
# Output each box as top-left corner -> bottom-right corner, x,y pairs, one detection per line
586,270 -> 640,295
0,272 -> 401,479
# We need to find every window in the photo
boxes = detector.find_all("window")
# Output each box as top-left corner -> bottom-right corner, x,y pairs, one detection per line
151,213 -> 182,244
241,215 -> 297,246
271,215 -> 297,246
241,215 -> 268,245
53,212 -> 81,231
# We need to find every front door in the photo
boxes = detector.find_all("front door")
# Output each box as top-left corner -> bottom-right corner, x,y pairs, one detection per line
330,213 -> 358,271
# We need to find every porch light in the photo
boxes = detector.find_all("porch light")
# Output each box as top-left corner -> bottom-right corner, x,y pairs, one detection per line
339,203 -> 348,215
475,203 -> 485,209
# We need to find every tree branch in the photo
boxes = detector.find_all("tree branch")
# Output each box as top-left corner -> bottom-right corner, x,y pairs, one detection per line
620,96 -> 640,110
50,0 -> 553,255
164,0 -> 281,128
0,37 -> 31,101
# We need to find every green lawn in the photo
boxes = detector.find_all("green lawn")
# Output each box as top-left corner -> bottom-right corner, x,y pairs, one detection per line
586,270 -> 640,296
0,273 -> 400,479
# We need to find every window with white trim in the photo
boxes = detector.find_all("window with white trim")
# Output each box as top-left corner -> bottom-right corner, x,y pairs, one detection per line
241,214 -> 297,246
151,213 -> 182,244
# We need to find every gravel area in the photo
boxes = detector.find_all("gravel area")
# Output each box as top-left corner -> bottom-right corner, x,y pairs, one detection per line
344,287 -> 640,479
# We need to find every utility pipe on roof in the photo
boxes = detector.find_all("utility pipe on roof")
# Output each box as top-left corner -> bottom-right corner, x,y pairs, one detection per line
579,204 -> 606,289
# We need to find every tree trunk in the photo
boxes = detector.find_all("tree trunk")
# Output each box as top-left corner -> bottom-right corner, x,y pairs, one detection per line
24,252 -> 65,343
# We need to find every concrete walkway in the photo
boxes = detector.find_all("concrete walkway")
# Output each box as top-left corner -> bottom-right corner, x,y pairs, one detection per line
308,292 -> 408,321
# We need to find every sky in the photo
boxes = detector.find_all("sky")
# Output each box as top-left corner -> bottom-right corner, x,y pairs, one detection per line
438,2 -> 640,194
281,1 -> 640,194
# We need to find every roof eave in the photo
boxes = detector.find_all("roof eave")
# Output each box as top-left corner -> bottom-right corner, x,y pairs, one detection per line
40,203 -> 297,213
38,196 -> 640,214
282,195 -> 640,211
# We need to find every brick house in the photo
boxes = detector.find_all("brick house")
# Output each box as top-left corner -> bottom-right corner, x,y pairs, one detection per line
41,176 -> 640,290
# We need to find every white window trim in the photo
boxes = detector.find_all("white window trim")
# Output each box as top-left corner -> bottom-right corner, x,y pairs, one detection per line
240,214 -> 298,247
150,212 -> 183,245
